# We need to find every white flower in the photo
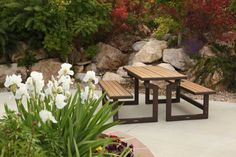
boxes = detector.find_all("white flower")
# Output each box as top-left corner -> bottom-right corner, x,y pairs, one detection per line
31,71 -> 43,80
45,81 -> 53,96
15,83 -> 29,100
65,91 -> 71,98
55,94 -> 67,109
83,71 -> 98,84
4,74 -> 22,88
58,75 -> 73,91
39,93 -> 45,101
58,63 -> 74,76
26,71 -> 44,95
39,110 -> 57,123
81,86 -> 90,101
81,86 -> 98,101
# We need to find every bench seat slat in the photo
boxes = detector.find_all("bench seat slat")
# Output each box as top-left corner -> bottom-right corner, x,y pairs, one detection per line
166,79 -> 215,95
99,81 -> 133,99
180,80 -> 215,95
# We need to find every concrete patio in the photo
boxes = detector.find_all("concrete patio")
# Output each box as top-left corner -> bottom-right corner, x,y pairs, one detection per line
0,92 -> 236,157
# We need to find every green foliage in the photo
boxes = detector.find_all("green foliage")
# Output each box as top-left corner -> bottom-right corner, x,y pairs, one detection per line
85,45 -> 99,59
0,65 -> 123,156
0,0 -> 111,59
154,16 -> 181,39
0,90 -> 120,156
230,0 -> 236,12
0,109 -> 46,157
17,50 -> 37,68
193,42 -> 236,91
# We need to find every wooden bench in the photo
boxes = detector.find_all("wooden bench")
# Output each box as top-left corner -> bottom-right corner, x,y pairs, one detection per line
166,79 -> 216,121
99,80 -> 158,124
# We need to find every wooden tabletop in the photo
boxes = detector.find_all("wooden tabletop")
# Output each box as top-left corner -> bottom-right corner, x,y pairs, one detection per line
124,66 -> 187,81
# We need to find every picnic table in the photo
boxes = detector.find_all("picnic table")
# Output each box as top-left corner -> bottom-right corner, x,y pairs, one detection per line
100,65 -> 215,124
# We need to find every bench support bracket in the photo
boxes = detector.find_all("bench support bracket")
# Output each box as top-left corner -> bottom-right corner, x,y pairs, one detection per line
166,83 -> 209,121
111,83 -> 158,124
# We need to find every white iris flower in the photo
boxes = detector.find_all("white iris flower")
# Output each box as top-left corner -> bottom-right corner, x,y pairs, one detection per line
58,63 -> 74,76
39,110 -> 57,123
15,83 -> 29,100
55,94 -> 67,109
4,74 -> 22,88
83,71 -> 98,84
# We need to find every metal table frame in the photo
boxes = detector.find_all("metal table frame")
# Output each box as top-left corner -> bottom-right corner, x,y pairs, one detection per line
123,66 -> 187,122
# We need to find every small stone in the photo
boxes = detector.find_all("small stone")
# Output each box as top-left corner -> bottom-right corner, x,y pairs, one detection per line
117,66 -> 129,78
132,62 -> 147,67
85,63 -> 97,73
199,45 -> 215,57
157,63 -> 176,71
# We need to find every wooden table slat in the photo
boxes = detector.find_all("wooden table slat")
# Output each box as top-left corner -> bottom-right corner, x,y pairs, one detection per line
124,66 -> 187,80
146,66 -> 185,77
134,67 -> 162,78
126,66 -> 152,78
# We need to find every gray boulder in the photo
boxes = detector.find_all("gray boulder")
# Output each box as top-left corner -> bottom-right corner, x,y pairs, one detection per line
163,48 -> 191,71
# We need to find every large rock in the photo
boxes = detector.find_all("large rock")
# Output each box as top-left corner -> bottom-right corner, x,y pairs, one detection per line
199,45 -> 215,57
96,43 -> 128,71
0,63 -> 27,87
132,39 -> 167,63
132,41 -> 148,51
163,48 -> 191,71
102,72 -> 127,84
157,63 -> 176,71
31,59 -> 61,83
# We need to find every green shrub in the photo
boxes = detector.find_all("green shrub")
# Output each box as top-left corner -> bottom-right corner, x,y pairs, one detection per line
85,45 -> 99,60
154,16 -> 181,39
0,0 -> 111,59
193,42 -> 236,91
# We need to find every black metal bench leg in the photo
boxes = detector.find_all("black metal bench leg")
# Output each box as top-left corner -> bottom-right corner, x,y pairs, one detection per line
145,81 -> 151,104
175,80 -> 181,103
102,90 -> 106,106
203,94 -> 209,119
150,83 -> 158,122
113,99 -> 119,121
166,83 -> 174,121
